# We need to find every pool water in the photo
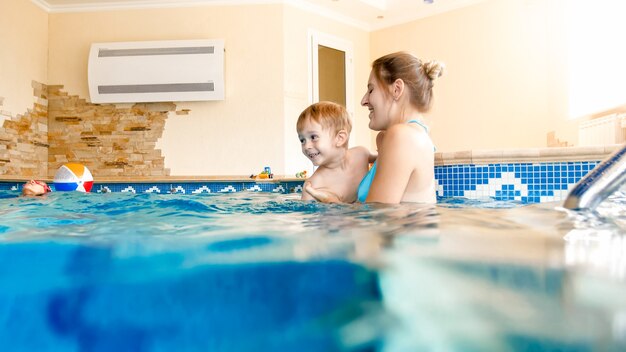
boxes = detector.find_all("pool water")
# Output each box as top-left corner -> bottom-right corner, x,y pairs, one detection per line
0,190 -> 625,351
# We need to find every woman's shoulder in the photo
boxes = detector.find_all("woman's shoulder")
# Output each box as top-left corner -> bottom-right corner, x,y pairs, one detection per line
380,124 -> 434,161
385,123 -> 431,147
387,121 -> 428,133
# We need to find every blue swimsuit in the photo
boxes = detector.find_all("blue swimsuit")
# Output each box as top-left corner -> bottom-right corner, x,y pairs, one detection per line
356,120 -> 431,203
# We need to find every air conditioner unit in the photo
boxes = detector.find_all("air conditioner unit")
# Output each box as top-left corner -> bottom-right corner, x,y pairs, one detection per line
88,39 -> 224,103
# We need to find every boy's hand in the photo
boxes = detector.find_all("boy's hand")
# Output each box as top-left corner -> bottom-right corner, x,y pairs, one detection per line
304,182 -> 341,203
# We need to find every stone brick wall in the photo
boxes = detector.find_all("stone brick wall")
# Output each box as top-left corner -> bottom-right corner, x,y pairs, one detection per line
0,82 -> 185,178
0,81 -> 48,177
47,85 -> 175,177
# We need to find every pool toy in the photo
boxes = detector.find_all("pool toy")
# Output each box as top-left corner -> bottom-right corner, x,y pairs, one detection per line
295,170 -> 307,178
250,166 -> 273,179
53,163 -> 94,192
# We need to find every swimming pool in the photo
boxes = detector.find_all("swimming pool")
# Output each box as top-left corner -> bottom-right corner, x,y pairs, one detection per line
1,190 -> 625,351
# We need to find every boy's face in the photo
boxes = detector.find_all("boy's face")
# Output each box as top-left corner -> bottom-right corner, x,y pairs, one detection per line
297,119 -> 339,167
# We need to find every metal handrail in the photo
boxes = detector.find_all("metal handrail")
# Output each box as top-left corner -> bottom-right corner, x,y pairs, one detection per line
563,143 -> 626,210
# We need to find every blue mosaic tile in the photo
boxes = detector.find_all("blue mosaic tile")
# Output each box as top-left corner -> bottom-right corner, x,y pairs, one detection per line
0,182 -> 20,191
0,160 -> 602,205
435,160 -> 601,203
88,181 -> 305,196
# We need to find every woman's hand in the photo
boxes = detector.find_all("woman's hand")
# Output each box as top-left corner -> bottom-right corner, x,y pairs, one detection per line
304,182 -> 342,203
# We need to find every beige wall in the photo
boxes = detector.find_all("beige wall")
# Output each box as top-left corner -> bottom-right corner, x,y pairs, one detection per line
47,4 -> 371,176
48,5 -> 287,176
5,0 -> 597,177
370,0 -> 577,152
0,0 -> 48,118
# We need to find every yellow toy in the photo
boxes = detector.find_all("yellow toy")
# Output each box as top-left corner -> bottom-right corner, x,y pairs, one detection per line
295,170 -> 307,178
250,166 -> 273,179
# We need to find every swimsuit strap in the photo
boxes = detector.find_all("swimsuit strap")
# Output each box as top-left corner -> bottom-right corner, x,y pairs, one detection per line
408,119 -> 436,152
407,119 -> 429,133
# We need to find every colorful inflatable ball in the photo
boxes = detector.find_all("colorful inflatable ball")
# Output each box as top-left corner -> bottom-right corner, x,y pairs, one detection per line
53,163 -> 94,192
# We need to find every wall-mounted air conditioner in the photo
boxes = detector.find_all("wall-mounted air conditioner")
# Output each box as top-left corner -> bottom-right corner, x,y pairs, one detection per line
88,39 -> 224,103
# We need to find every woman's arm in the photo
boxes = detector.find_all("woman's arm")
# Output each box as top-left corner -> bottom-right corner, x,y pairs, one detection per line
366,124 -> 431,203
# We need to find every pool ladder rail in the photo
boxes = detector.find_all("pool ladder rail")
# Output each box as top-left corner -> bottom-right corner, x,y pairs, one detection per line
563,143 -> 626,210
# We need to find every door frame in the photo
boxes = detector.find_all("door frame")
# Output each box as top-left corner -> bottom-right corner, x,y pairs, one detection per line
307,30 -> 354,117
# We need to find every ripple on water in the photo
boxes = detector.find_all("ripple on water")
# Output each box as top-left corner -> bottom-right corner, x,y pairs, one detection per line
0,191 -> 624,351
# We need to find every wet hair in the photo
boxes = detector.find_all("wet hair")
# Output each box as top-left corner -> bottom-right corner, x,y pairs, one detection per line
297,101 -> 352,144
371,51 -> 445,112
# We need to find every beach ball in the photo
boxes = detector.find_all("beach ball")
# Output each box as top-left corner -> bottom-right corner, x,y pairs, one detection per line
53,163 -> 94,192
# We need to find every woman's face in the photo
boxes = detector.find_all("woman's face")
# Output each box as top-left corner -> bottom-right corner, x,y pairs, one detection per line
361,70 -> 391,131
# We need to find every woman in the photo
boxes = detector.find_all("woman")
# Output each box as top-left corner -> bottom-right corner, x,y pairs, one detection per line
307,52 -> 444,204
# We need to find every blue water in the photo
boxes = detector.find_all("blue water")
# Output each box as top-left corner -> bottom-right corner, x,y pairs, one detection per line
0,190 -> 625,351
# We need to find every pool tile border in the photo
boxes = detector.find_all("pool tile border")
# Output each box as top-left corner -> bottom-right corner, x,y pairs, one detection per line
0,158 -> 608,203
95,181 -> 304,194
435,160 -> 600,203
0,181 -> 304,195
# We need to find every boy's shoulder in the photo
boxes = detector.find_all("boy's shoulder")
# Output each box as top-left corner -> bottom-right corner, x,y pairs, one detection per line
346,146 -> 375,170
348,145 -> 370,155
348,146 -> 373,161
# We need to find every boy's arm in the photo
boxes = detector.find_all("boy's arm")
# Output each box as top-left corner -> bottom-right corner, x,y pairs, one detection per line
301,186 -> 314,201
368,150 -> 378,163
352,146 -> 377,163
372,131 -> 384,162
304,182 -> 342,203
301,172 -> 342,203
301,178 -> 315,201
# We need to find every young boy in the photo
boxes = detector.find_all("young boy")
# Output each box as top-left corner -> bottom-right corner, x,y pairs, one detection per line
297,101 -> 376,203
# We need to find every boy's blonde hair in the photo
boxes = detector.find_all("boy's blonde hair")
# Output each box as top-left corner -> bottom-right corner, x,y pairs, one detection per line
296,101 -> 352,144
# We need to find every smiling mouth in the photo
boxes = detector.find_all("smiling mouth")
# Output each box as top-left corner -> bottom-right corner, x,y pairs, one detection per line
308,152 -> 320,159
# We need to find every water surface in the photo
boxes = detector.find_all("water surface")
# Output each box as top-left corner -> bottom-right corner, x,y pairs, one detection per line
0,190 -> 625,351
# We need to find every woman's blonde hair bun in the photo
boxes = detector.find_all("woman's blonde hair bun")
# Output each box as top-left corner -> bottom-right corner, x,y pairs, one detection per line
372,52 -> 444,112
423,60 -> 445,82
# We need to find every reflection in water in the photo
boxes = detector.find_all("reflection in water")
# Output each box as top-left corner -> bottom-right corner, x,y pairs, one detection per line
564,229 -> 626,279
561,190 -> 626,280
0,191 -> 625,350
378,256 -> 584,351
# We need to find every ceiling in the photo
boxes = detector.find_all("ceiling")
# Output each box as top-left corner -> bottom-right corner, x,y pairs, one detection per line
32,0 -> 485,31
